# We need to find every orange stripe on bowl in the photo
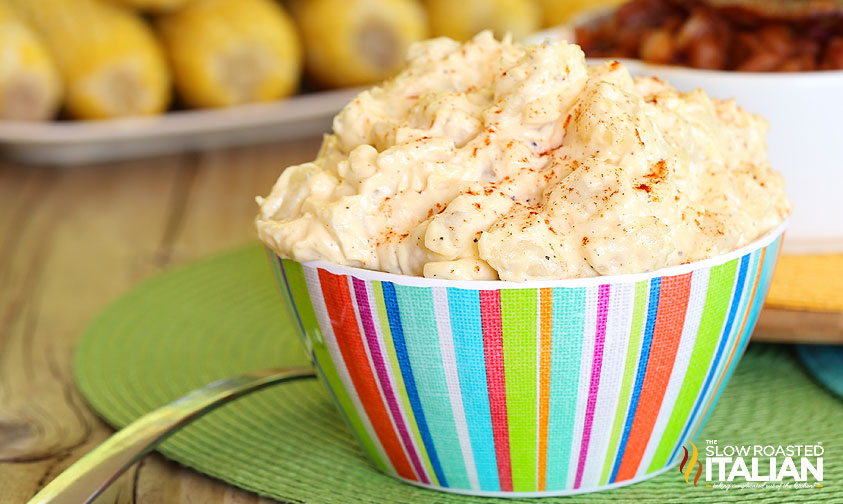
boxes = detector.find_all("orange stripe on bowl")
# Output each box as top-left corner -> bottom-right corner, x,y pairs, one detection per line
537,288 -> 553,491
615,273 -> 693,481
317,269 -> 415,480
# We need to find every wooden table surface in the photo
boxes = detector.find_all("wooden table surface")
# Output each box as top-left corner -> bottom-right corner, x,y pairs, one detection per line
0,140 -> 839,503
0,140 -> 323,503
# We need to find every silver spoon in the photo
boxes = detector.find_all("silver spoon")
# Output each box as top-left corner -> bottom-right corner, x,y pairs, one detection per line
27,367 -> 316,504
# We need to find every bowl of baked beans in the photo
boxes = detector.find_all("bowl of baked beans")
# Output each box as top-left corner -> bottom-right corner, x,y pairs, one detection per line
575,0 -> 843,71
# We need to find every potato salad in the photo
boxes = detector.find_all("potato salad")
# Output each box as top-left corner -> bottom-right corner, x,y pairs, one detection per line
257,32 -> 790,281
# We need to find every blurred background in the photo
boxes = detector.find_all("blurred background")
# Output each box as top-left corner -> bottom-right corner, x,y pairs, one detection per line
0,0 -> 626,124
2,0 -> 841,126
1,0 -> 841,243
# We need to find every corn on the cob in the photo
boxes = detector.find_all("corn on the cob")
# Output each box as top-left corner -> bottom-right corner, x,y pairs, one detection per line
106,0 -> 194,13
0,1 -> 61,120
537,0 -> 624,27
11,0 -> 170,119
424,0 -> 540,42
156,0 -> 302,108
291,0 -> 428,88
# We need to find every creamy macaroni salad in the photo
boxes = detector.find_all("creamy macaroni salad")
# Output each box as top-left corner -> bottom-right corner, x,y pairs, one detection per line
257,32 -> 790,281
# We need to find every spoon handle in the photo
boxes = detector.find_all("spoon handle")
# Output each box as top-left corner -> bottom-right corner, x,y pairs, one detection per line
27,367 -> 316,504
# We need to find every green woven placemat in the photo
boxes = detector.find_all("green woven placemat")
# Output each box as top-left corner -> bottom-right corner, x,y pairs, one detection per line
74,244 -> 843,503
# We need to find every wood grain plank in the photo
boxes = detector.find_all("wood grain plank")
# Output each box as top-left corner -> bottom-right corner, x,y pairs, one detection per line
0,141 -> 318,503
0,155 -> 186,501
135,455 -> 282,504
754,307 -> 843,344
166,140 -> 321,259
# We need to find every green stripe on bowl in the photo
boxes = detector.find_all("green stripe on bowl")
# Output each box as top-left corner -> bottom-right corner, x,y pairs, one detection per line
282,260 -> 388,473
500,288 -> 538,492
645,259 -> 739,472
599,279 -> 648,486
371,281 -> 438,486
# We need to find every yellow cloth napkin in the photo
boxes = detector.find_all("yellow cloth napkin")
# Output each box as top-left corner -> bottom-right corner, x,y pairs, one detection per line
766,254 -> 843,312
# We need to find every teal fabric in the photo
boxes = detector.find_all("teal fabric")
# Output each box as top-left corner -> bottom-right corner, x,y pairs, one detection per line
797,345 -> 843,399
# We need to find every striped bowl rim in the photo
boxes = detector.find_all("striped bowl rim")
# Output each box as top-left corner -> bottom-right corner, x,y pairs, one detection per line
298,220 -> 789,289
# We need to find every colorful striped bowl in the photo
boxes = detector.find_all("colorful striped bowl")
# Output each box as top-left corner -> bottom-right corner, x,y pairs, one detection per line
268,222 -> 786,497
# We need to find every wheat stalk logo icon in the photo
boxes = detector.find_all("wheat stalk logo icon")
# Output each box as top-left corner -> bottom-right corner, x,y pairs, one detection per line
679,441 -> 703,486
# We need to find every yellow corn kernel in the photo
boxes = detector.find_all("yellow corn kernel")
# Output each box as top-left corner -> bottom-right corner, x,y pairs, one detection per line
156,0 -> 302,108
11,0 -> 170,119
292,0 -> 428,88
537,0 -> 624,27
106,0 -> 194,13
424,0 -> 540,42
0,1 -> 62,120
